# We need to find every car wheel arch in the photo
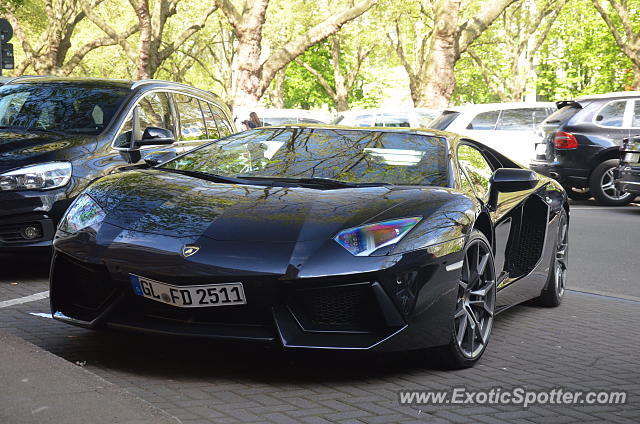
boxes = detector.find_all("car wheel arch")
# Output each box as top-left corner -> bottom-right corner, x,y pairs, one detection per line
472,211 -> 493,249
589,146 -> 621,174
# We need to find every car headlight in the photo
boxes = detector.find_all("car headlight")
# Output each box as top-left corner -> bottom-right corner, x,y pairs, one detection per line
58,194 -> 106,233
0,162 -> 72,191
334,217 -> 422,256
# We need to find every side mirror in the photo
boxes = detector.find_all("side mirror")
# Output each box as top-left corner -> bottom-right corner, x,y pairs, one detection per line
488,168 -> 539,209
133,127 -> 175,148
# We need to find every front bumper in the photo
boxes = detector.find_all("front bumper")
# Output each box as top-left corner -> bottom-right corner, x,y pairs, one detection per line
50,230 -> 464,351
0,186 -> 73,249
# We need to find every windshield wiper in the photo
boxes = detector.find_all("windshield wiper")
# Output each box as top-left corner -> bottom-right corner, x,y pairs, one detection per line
158,168 -> 257,185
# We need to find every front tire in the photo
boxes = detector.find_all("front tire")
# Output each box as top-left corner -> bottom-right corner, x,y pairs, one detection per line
589,159 -> 634,206
438,230 -> 496,369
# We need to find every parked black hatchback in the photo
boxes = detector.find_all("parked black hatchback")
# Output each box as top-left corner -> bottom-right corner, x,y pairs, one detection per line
530,91 -> 640,205
0,77 -> 235,250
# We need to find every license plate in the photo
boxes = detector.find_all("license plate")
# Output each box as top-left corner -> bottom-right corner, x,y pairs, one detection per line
130,275 -> 246,308
623,152 -> 640,163
535,143 -> 547,155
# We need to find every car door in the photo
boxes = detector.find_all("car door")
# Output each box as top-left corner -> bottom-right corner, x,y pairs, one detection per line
457,143 -> 524,284
113,91 -> 180,164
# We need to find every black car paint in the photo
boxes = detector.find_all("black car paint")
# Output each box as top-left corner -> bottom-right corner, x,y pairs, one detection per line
0,77 -> 234,250
616,137 -> 640,195
50,127 -> 568,351
530,95 -> 636,189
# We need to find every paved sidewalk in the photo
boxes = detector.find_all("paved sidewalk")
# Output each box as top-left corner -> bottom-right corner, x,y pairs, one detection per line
0,329 -> 179,424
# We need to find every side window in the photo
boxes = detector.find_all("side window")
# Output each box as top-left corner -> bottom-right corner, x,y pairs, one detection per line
496,108 -> 550,131
355,114 -> 375,127
201,102 -> 220,140
114,92 -> 172,147
137,92 -> 174,138
459,167 -> 475,194
632,100 -> 640,128
467,110 -> 500,130
209,104 -> 233,137
174,94 -> 207,141
378,113 -> 410,127
458,144 -> 494,199
595,100 -> 627,128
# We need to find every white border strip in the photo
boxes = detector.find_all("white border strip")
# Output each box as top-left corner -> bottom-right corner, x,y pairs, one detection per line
0,291 -> 49,308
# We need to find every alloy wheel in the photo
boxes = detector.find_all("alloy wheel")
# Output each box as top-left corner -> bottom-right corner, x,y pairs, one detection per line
600,167 -> 627,201
454,239 -> 496,359
554,214 -> 569,297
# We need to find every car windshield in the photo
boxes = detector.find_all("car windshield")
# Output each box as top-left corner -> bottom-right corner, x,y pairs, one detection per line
160,127 -> 449,186
0,83 -> 129,135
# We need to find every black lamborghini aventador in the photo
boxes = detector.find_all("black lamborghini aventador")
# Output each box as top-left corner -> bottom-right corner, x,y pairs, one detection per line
50,125 -> 569,368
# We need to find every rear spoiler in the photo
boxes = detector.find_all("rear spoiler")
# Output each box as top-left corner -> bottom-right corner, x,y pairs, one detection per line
555,100 -> 582,109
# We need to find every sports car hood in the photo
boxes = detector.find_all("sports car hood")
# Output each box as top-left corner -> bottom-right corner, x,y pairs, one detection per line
86,169 -> 463,243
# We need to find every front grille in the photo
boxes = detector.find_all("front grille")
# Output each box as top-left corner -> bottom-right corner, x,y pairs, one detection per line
289,283 -> 382,331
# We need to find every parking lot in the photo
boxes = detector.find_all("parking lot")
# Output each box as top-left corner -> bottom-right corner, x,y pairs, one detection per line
1,200 -> 639,424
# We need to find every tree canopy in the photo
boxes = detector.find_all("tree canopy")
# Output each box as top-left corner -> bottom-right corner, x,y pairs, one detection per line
2,0 -> 639,111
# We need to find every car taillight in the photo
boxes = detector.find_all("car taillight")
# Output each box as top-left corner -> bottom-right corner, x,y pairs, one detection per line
553,132 -> 578,149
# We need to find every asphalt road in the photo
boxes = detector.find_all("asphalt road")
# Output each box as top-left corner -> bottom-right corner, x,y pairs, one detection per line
567,201 -> 640,300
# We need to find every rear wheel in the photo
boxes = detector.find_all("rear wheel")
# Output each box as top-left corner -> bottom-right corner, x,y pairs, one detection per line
590,159 -> 634,206
438,230 -> 496,369
534,210 -> 568,307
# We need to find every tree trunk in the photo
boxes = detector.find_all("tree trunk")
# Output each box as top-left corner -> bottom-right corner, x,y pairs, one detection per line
633,63 -> 640,91
133,0 -> 153,79
268,67 -> 286,108
397,0 -> 518,108
332,38 -> 349,112
415,0 -> 461,108
218,0 -> 377,109
225,0 -> 269,108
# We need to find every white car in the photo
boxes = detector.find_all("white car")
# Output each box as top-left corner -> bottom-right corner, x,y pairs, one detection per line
257,109 -> 329,126
429,102 -> 556,166
332,108 -> 440,128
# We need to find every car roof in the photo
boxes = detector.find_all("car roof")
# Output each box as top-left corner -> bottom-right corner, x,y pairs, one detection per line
256,108 -> 328,119
336,108 -> 439,117
575,91 -> 640,101
4,76 -> 135,89
4,76 -> 217,96
442,102 -> 556,113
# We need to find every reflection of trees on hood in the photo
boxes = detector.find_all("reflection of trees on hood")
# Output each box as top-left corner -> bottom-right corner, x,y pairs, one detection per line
88,169 -> 444,236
